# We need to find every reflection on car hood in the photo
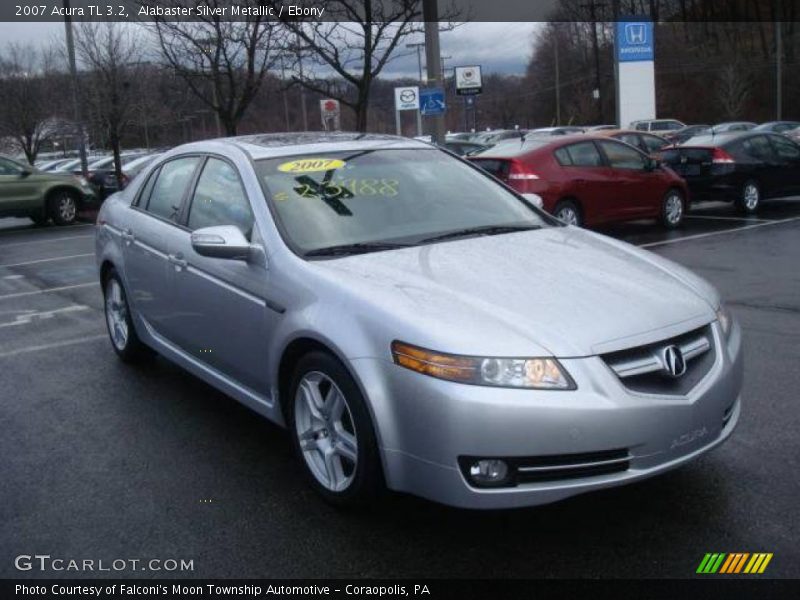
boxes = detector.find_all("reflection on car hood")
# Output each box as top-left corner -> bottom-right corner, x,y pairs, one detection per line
318,227 -> 718,357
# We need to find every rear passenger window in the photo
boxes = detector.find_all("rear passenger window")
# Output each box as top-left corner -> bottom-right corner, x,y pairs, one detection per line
769,135 -> 800,159
134,167 -> 159,207
553,147 -> 572,166
187,158 -> 254,238
598,140 -> 646,169
146,157 -> 201,221
565,142 -> 603,167
742,136 -> 775,161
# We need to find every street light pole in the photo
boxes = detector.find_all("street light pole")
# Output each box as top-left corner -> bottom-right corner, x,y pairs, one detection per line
406,42 -> 425,83
63,0 -> 88,176
296,33 -> 309,131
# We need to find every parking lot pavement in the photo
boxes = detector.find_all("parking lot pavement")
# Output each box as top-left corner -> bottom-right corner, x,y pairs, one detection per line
1,200 -> 799,579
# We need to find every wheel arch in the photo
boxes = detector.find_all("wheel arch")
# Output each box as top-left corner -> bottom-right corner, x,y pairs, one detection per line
44,184 -> 82,206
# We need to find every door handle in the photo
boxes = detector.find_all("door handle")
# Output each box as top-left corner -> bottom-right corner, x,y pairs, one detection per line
121,228 -> 134,243
168,253 -> 187,271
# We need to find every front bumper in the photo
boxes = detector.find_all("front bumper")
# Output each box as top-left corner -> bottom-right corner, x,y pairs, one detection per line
352,321 -> 743,509
78,188 -> 100,209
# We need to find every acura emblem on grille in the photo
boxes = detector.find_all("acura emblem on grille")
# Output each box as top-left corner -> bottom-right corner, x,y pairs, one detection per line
662,345 -> 687,378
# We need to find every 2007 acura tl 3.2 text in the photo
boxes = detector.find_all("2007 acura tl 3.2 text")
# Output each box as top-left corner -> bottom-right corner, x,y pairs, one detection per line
95,133 -> 743,509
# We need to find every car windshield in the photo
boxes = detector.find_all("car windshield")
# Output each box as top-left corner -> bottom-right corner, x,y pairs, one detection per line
255,149 -> 548,256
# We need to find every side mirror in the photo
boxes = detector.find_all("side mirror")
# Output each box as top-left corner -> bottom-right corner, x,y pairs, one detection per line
20,168 -> 32,178
522,193 -> 544,208
644,157 -> 658,171
191,225 -> 252,260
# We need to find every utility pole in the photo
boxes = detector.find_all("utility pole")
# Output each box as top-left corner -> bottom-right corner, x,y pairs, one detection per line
423,0 -> 445,145
584,0 -> 605,123
554,24 -> 561,125
63,0 -> 88,177
776,7 -> 783,120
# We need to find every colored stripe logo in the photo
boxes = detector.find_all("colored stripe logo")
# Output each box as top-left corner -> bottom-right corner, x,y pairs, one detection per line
697,553 -> 773,574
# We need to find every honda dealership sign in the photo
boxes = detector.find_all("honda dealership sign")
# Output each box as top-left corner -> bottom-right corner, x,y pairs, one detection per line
617,21 -> 654,62
615,19 -> 656,129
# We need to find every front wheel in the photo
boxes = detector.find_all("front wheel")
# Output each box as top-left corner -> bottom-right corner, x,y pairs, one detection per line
661,189 -> 686,228
288,352 -> 383,507
736,180 -> 761,214
48,190 -> 78,225
553,200 -> 582,227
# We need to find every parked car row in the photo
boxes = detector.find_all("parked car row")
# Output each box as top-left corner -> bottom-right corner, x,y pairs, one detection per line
468,130 -> 800,228
0,155 -> 97,225
1,150 -> 165,226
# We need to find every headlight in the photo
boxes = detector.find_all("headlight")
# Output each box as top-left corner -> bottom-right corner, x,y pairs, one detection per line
716,304 -> 732,338
391,341 -> 575,390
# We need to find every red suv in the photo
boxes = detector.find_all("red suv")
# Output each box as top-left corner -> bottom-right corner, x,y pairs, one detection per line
470,135 -> 689,228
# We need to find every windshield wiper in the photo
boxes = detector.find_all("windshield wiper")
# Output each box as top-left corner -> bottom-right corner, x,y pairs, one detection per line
418,224 -> 541,244
304,242 -> 410,257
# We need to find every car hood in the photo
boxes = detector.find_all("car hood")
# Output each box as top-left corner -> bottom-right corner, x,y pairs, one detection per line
315,227 -> 718,357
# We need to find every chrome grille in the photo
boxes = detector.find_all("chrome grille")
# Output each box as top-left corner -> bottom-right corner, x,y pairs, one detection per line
602,325 -> 716,395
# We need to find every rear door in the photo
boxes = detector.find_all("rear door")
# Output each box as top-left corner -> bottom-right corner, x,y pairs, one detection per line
766,134 -> 800,195
122,155 -> 202,341
558,140 -> 620,223
736,135 -> 782,196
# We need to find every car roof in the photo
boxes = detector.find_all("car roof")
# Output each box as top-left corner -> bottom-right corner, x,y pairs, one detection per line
591,129 -> 663,137
678,131 -> 757,147
472,134 -> 589,158
168,132 -> 429,161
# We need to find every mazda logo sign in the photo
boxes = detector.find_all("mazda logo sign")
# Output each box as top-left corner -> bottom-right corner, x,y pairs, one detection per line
662,345 -> 687,378
400,90 -> 416,103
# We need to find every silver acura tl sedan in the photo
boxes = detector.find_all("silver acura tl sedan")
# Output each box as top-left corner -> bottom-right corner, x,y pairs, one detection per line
95,133 -> 743,509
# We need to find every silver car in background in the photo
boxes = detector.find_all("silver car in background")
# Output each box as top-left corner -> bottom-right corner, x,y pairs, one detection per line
95,133 -> 743,509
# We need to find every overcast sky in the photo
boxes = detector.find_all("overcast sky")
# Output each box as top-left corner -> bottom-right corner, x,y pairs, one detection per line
0,21 -> 540,78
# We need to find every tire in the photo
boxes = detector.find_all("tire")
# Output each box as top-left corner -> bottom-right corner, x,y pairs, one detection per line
660,189 -> 686,228
29,212 -> 50,226
736,180 -> 761,214
102,269 -> 153,363
553,199 -> 582,227
48,190 -> 79,225
288,351 -> 383,507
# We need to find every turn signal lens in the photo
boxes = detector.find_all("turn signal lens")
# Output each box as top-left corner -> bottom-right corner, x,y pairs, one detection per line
391,341 -> 575,390
716,304 -> 733,339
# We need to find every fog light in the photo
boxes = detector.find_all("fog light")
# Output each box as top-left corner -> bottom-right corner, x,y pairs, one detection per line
468,459 -> 509,485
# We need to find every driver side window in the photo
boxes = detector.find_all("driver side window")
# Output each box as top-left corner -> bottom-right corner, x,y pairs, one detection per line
186,158 -> 254,240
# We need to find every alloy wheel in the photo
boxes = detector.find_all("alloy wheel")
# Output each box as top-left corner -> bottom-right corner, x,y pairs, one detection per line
105,278 -> 129,351
743,183 -> 759,210
294,371 -> 358,492
557,207 -> 579,226
665,193 -> 683,225
58,194 -> 77,223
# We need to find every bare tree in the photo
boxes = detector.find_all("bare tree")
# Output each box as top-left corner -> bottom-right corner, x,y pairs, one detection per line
716,63 -> 752,120
282,1 -> 445,132
0,44 -> 61,164
143,0 -> 285,136
74,22 -> 144,183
